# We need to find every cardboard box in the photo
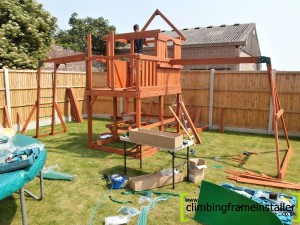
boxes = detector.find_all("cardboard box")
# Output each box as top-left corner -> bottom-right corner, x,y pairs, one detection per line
188,158 -> 205,183
128,128 -> 183,149
128,172 -> 184,191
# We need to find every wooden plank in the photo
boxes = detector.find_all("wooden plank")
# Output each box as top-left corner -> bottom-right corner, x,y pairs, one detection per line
228,176 -> 300,190
179,100 -> 202,144
42,54 -> 85,64
66,88 -> 83,122
142,117 -> 175,129
279,147 -> 293,179
275,109 -> 284,120
104,29 -> 161,41
87,33 -> 93,148
141,9 -> 186,41
17,111 -> 25,127
159,96 -> 164,131
135,98 -> 142,127
169,106 -> 194,142
170,57 -> 260,65
53,102 -> 68,132
4,105 -> 12,128
20,101 -> 37,134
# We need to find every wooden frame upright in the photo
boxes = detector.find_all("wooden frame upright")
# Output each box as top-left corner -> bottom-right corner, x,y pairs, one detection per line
85,11 -> 187,156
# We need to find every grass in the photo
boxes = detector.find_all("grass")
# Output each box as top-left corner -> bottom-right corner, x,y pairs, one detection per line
0,119 -> 299,225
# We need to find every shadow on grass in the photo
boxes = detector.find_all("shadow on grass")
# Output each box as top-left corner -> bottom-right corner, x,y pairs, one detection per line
100,165 -> 149,178
0,196 -> 17,225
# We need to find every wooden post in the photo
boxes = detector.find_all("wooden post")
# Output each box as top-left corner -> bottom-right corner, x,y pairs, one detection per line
4,68 -> 12,125
113,97 -> 118,139
87,33 -> 93,148
51,64 -> 58,135
159,96 -> 164,131
36,68 -> 41,138
4,105 -> 12,128
176,94 -> 181,133
209,69 -> 215,129
267,65 -> 281,179
130,38 -> 134,86
135,98 -> 142,127
110,31 -> 115,90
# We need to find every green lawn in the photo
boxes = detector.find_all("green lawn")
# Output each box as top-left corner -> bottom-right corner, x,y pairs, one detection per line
0,119 -> 299,225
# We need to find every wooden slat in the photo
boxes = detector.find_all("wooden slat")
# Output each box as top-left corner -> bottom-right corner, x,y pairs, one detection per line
17,111 -> 25,127
227,175 -> 300,190
170,57 -> 260,65
21,101 -> 37,134
141,9 -> 186,41
66,88 -> 83,122
169,106 -> 194,142
275,109 -> 284,120
42,54 -> 85,64
179,100 -> 202,144
4,105 -> 12,128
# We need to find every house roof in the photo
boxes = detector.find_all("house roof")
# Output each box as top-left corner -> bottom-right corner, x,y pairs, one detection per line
161,23 -> 257,47
118,23 -> 260,56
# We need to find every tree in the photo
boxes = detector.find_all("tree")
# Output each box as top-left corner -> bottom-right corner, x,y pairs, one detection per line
0,0 -> 57,69
55,13 -> 121,53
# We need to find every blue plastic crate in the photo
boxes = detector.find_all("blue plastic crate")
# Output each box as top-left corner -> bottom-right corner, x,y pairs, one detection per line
0,147 -> 40,174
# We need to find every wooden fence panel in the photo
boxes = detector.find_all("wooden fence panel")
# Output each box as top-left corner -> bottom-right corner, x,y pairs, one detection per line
276,72 -> 300,132
1,69 -> 300,135
213,72 -> 270,129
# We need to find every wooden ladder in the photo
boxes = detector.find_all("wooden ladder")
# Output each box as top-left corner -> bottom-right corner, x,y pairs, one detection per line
21,64 -> 67,137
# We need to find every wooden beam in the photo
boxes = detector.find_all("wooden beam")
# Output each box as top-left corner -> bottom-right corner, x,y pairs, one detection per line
53,102 -> 67,132
112,97 -> 118,139
87,33 -> 93,148
51,64 -> 58,135
169,106 -> 193,142
141,9 -> 186,41
66,88 -> 83,123
279,147 -> 293,179
135,98 -> 142,127
170,57 -> 260,65
21,101 -> 37,134
179,100 -> 202,144
104,29 -> 161,41
17,111 -> 25,127
42,54 -> 85,64
227,175 -> 300,190
159,96 -> 164,131
142,117 -> 175,129
275,109 -> 284,120
157,33 -> 183,45
267,65 -> 281,179
4,105 -> 12,128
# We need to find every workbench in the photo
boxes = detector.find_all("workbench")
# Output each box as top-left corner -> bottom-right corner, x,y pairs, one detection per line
120,136 -> 194,189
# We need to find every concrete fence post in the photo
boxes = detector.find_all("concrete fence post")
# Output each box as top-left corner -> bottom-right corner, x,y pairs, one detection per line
4,67 -> 12,124
209,69 -> 215,129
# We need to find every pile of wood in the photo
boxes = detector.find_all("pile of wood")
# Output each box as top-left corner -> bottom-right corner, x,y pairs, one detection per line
66,88 -> 83,123
225,170 -> 300,190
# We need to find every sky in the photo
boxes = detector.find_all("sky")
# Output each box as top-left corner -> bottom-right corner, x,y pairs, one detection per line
37,0 -> 300,71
